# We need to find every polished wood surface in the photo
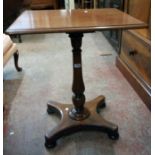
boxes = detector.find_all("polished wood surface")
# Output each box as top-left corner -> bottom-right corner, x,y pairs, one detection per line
118,0 -> 151,109
6,8 -> 147,34
45,32 -> 119,148
5,8 -> 148,148
116,57 -> 151,110
120,30 -> 151,85
126,0 -> 150,23
45,96 -> 119,148
129,28 -> 151,41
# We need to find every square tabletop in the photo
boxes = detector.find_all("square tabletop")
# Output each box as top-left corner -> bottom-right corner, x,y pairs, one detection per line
6,8 -> 147,34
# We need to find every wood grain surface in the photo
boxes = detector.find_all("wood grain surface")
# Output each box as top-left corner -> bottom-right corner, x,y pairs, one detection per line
6,8 -> 147,34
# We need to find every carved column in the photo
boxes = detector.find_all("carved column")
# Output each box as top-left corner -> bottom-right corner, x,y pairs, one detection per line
68,32 -> 89,120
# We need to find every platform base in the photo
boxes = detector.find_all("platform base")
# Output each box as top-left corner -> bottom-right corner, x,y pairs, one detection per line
45,95 -> 119,148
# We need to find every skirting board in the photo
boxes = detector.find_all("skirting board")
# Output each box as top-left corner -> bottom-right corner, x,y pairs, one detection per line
116,57 -> 151,111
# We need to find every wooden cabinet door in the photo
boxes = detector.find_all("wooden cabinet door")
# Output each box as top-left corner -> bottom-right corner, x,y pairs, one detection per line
125,0 -> 150,23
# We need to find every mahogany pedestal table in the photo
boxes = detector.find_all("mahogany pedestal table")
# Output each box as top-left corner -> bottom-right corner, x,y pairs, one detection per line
6,8 -> 147,148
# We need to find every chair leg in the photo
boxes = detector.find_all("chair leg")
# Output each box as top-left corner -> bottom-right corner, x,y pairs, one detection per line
18,35 -> 22,43
13,50 -> 22,72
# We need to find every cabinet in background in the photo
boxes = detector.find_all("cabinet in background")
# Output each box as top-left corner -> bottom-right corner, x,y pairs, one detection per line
99,0 -> 124,53
30,0 -> 58,9
116,0 -> 151,110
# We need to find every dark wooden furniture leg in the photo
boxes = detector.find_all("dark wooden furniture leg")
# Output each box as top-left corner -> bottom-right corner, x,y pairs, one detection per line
18,34 -> 22,43
13,50 -> 22,72
45,32 -> 119,148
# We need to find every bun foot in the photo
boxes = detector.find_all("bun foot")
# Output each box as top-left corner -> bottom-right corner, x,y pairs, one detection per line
45,141 -> 57,149
108,131 -> 119,140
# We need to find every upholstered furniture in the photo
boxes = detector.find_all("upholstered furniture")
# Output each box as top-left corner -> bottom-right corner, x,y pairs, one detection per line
3,34 -> 22,72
